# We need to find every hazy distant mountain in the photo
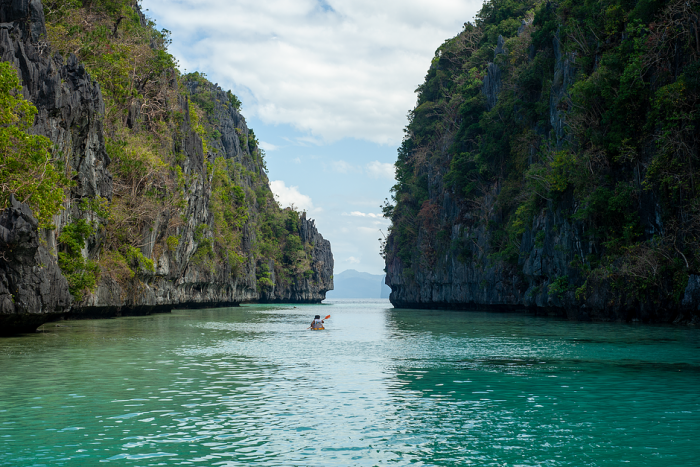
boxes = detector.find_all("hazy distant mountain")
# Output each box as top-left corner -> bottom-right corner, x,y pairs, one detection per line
326,269 -> 391,299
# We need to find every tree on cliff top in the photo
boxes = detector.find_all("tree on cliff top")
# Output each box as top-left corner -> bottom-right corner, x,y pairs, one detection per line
0,62 -> 69,228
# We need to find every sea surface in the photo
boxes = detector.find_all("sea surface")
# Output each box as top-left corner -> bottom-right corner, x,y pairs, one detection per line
1,299 -> 699,466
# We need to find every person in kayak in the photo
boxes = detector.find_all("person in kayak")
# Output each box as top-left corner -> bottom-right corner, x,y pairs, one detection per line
310,315 -> 324,329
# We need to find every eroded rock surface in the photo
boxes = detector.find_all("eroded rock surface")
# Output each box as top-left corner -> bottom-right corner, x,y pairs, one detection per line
385,30 -> 699,325
0,0 -> 333,334
0,197 -> 71,335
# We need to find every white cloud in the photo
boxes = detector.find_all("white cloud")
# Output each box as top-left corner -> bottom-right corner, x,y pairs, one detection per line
296,135 -> 324,146
258,141 -> 279,152
269,180 -> 315,212
344,211 -> 382,218
143,0 -> 482,145
293,157 -> 302,164
330,160 -> 360,174
347,256 -> 361,264
366,161 -> 396,180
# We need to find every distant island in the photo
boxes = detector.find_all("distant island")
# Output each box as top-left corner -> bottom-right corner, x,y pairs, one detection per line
325,270 -> 390,299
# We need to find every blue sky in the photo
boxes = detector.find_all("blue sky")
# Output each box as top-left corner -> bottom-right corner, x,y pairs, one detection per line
141,0 -> 482,274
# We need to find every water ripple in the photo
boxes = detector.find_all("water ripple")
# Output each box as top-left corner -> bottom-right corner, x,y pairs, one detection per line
0,302 -> 698,465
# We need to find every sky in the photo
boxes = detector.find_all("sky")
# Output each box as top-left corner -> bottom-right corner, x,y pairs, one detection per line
142,0 -> 483,274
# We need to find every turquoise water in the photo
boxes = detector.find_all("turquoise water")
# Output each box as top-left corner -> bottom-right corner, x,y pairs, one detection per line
1,299 -> 699,466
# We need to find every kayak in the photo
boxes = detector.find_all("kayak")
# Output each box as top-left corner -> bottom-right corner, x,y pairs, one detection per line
310,327 -> 325,331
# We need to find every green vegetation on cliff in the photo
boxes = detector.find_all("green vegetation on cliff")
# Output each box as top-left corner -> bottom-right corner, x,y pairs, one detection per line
1,0 -> 319,301
0,62 -> 68,228
385,0 -> 700,307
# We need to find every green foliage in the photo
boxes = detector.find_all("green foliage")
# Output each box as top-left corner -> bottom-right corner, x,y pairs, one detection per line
192,238 -> 215,269
188,100 -> 209,154
184,72 -> 223,118
253,201 -> 315,285
47,0 -> 177,109
227,90 -> 242,110
531,1 -> 557,50
248,128 -> 259,154
256,262 -> 274,291
547,151 -> 578,193
101,130 -> 183,263
285,209 -> 301,233
58,220 -> 99,300
41,0 -> 317,296
571,183 -> 642,250
108,134 -> 167,185
80,196 -> 110,219
0,62 -> 70,228
99,249 -> 134,286
207,158 -> 248,269
125,245 -> 155,273
257,276 -> 274,290
166,235 -> 179,251
43,0 -> 82,18
285,233 -> 303,258
548,275 -> 570,298
386,0 -> 700,305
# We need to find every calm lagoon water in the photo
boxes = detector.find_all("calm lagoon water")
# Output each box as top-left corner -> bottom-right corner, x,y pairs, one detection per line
1,299 -> 699,466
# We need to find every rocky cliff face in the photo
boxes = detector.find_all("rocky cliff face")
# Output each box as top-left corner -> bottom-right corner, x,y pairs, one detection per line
387,179 -> 699,324
0,196 -> 71,334
0,0 -> 333,334
384,1 -> 700,325
80,80 -> 334,315
1,0 -> 112,209
260,213 -> 334,303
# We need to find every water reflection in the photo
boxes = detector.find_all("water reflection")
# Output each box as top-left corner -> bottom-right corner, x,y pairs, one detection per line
382,307 -> 700,466
0,301 -> 698,466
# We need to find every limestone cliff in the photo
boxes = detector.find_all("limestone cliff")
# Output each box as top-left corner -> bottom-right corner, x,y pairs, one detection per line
0,0 -> 333,334
0,196 -> 71,333
384,0 -> 700,324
